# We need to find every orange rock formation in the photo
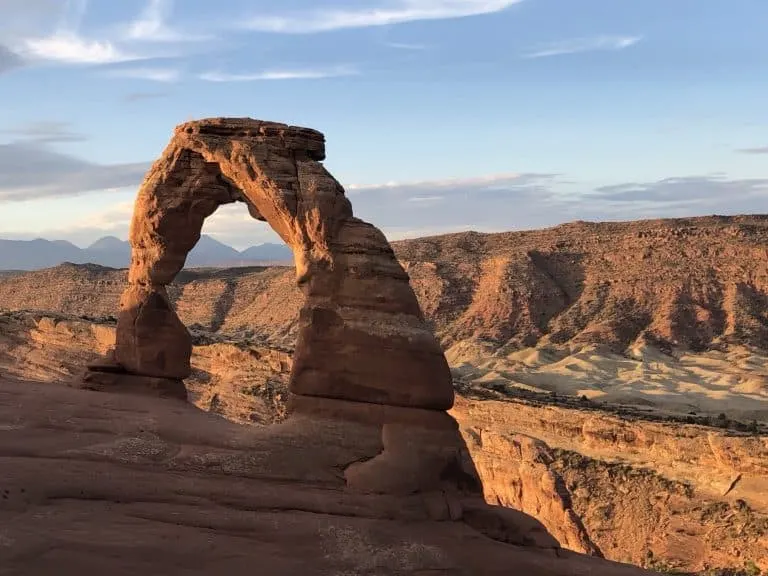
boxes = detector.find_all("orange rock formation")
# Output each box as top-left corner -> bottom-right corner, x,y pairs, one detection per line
86,118 -> 452,411
27,117 -> 652,575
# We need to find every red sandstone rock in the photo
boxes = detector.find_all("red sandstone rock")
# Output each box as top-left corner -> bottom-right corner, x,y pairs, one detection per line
461,426 -> 601,556
0,378 -> 651,576
98,118 -> 453,411
60,118 -> 649,574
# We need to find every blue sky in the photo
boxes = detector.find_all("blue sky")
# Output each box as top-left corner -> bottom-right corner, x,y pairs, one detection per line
0,0 -> 766,249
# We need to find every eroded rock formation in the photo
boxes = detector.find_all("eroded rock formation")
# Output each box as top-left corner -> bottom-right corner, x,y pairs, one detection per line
81,118 -> 473,531
85,118 -> 453,410
67,118 -> 653,574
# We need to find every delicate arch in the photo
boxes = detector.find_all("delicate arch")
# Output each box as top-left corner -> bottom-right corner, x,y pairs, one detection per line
87,118 -> 454,411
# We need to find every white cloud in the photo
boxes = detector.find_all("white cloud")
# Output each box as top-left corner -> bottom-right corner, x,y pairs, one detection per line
20,32 -> 142,64
590,175 -> 768,205
7,2 -> 139,65
6,171 -> 768,249
343,173 -> 567,234
522,35 -> 642,59
126,0 -> 176,41
64,200 -> 135,233
0,1 -> 73,54
738,146 -> 768,155
386,41 -> 428,50
243,0 -> 521,33
199,65 -> 358,82
7,0 -> 194,67
3,120 -> 86,143
0,141 -> 149,202
104,66 -> 180,82
124,0 -> 209,43
347,172 -> 542,192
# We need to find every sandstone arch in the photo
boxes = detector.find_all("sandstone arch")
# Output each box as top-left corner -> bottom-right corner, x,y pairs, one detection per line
86,118 -> 454,411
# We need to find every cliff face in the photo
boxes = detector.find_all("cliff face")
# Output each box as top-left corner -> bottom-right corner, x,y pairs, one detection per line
398,216 -> 768,353
453,396 -> 768,571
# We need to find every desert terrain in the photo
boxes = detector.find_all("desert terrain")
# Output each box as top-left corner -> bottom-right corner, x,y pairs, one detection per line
1,214 -> 767,573
3,214 -> 767,422
3,0 -> 763,571
0,117 -> 661,576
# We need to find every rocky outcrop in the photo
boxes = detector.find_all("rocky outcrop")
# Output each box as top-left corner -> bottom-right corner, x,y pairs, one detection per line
85,118 -> 452,411
461,428 -> 602,556
453,396 -> 768,572
0,311 -> 292,424
75,119 -> 476,551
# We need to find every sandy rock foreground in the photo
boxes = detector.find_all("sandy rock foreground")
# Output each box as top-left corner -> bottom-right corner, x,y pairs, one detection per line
0,378 -> 648,575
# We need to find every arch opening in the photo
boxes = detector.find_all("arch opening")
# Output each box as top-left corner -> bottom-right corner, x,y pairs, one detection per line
85,118 -> 454,412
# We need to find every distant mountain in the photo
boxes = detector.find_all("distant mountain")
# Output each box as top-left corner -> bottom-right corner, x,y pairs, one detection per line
240,243 -> 293,262
0,239 -> 85,270
83,236 -> 132,268
186,235 -> 243,267
0,235 -> 293,271
88,236 -> 128,252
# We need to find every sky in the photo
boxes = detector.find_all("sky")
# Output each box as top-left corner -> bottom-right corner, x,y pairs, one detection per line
0,0 -> 766,250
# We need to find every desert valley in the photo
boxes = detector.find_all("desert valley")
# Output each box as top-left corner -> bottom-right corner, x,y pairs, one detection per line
2,206 -> 767,574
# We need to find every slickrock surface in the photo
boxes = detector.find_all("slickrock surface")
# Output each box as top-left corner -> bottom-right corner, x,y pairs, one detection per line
0,378 -> 649,576
0,311 -> 290,424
